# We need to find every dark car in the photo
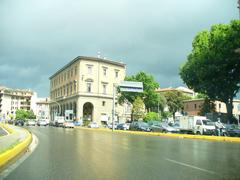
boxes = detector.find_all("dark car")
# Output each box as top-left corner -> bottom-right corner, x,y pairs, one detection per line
151,122 -> 179,133
116,123 -> 130,130
129,121 -> 152,132
225,124 -> 240,137
15,119 -> 24,126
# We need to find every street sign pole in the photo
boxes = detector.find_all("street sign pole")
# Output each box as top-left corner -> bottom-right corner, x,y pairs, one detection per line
112,83 -> 116,131
112,81 -> 143,131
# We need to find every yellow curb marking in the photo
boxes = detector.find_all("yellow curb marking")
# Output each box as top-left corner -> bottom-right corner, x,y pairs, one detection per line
75,126 -> 240,143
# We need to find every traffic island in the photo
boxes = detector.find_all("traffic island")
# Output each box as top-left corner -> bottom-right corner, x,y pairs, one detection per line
0,124 -> 32,169
75,126 -> 240,143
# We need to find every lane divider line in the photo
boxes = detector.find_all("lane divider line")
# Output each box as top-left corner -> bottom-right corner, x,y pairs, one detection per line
165,158 -> 215,175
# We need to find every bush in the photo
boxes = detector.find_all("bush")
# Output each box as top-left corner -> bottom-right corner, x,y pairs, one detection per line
144,112 -> 159,122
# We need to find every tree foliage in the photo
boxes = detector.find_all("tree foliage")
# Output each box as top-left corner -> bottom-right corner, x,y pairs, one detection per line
16,109 -> 36,120
180,20 -> 240,123
144,112 -> 159,121
118,71 -> 165,112
198,97 -> 216,116
164,91 -> 187,119
132,96 -> 145,120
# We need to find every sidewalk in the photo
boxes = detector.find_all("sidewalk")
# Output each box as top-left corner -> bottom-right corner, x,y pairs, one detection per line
0,124 -> 32,169
0,125 -> 28,153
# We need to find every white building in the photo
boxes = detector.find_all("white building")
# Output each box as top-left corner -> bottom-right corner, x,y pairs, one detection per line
0,86 -> 37,120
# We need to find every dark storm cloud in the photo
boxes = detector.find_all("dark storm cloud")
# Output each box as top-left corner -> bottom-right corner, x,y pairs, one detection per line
0,0 -> 238,96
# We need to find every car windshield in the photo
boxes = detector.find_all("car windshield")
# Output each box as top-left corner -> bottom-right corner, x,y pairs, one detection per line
202,120 -> 214,126
148,121 -> 161,126
139,122 -> 149,127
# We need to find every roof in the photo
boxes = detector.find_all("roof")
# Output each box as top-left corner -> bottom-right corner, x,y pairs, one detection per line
49,56 -> 126,79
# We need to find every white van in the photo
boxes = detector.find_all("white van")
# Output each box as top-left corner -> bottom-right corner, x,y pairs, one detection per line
179,116 -> 215,135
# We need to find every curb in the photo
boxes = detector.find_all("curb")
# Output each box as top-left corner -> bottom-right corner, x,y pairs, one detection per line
75,126 -> 240,143
0,123 -> 14,135
0,126 -> 32,168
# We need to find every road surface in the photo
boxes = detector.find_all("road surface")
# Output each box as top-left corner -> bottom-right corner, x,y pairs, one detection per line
4,127 -> 240,180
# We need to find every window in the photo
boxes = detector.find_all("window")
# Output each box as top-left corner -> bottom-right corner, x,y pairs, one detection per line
115,70 -> 119,78
87,65 -> 93,74
196,120 -> 202,125
75,66 -> 78,75
103,84 -> 107,94
103,68 -> 107,76
71,69 -> 73,77
194,104 -> 197,109
102,101 -> 106,106
219,103 -> 221,109
87,83 -> 91,93
74,81 -> 77,93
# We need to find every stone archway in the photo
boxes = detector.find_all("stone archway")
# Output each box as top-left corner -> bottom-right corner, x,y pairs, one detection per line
83,102 -> 94,121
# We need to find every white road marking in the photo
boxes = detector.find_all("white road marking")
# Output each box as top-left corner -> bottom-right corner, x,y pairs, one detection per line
165,158 -> 215,175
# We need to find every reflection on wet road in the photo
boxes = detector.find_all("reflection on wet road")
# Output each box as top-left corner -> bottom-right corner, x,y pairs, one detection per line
5,127 -> 240,180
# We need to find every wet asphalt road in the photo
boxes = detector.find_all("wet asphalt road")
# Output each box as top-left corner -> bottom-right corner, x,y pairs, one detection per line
4,127 -> 240,180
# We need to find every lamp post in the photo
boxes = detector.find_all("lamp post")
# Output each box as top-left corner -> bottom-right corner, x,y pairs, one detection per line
50,100 -> 61,121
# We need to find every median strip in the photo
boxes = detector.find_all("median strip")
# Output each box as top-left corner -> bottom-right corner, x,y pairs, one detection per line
0,126 -> 32,169
75,126 -> 240,143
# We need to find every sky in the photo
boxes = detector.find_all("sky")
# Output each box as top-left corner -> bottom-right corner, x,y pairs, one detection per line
0,0 -> 238,97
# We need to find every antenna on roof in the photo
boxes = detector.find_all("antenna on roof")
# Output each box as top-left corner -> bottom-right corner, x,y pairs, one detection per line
97,51 -> 101,58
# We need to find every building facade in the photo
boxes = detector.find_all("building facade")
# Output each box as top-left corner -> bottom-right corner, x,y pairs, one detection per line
49,56 -> 130,125
0,86 -> 37,120
35,98 -> 50,122
156,86 -> 196,98
183,99 -> 240,118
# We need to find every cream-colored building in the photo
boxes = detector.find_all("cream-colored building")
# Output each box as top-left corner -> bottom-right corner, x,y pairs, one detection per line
0,86 -> 37,120
183,99 -> 240,117
49,56 -> 131,125
156,86 -> 196,98
36,98 -> 50,121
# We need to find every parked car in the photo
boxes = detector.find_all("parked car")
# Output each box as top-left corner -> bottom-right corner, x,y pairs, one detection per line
15,119 -> 24,126
107,122 -> 118,129
74,121 -> 83,126
116,123 -> 130,130
37,119 -> 48,126
63,120 -> 75,128
26,120 -> 36,126
151,122 -> 179,133
129,121 -> 152,132
225,124 -> 240,137
88,122 -> 99,128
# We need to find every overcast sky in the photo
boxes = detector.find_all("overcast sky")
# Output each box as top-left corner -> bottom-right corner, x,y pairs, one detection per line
0,0 -> 238,97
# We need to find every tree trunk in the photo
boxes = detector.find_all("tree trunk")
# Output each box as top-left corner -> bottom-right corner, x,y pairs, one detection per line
225,98 -> 235,124
173,112 -> 175,120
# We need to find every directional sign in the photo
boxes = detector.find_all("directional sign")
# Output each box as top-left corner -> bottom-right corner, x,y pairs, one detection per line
119,81 -> 143,92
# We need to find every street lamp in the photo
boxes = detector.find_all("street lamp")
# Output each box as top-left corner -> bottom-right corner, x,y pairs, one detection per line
50,99 -> 61,116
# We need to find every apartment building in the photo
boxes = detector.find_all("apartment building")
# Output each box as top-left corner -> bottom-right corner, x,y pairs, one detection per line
49,56 -> 131,125
0,86 -> 37,120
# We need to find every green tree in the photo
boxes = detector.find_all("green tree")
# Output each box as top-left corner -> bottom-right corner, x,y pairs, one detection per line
164,91 -> 186,119
15,109 -> 28,120
119,71 -> 165,112
180,20 -> 240,123
198,97 -> 216,116
15,109 -> 36,120
132,96 -> 145,120
28,110 -> 36,119
144,112 -> 159,122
